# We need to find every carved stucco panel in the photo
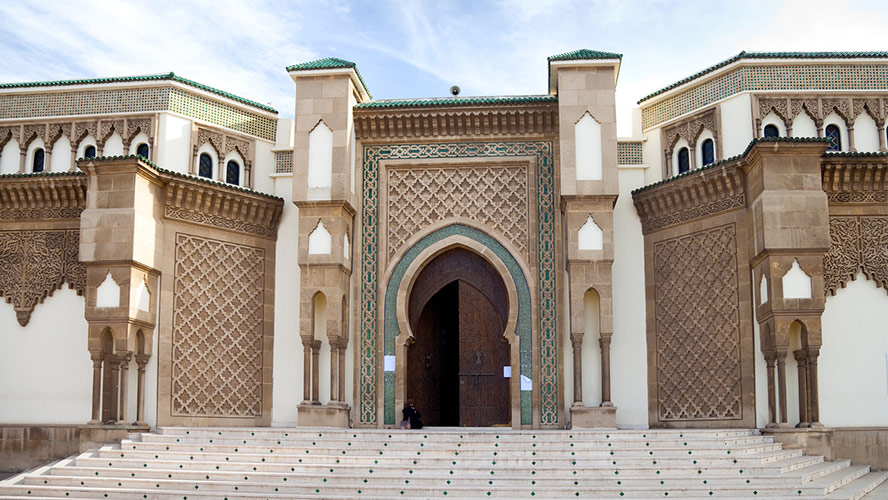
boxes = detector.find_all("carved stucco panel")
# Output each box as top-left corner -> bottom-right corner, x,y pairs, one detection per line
825,215 -> 888,295
653,224 -> 742,421
0,229 -> 85,326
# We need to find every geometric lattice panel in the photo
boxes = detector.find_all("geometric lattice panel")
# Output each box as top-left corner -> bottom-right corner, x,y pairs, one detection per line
387,165 -> 528,261
171,234 -> 265,417
653,223 -> 742,421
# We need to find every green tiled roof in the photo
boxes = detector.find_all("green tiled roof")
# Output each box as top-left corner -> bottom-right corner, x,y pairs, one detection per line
0,170 -> 85,179
547,49 -> 623,62
638,51 -> 888,104
825,150 -> 888,157
632,137 -> 831,194
286,57 -> 372,98
77,155 -> 283,200
0,72 -> 277,114
355,94 -> 557,109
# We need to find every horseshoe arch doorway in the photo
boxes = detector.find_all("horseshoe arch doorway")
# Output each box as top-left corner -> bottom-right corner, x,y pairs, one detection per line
405,247 -> 511,426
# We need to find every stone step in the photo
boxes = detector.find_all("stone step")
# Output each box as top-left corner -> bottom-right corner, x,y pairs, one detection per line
117,439 -> 785,458
72,452 -> 826,478
827,471 -> 888,499
0,428 -> 878,500
134,432 -> 776,449
88,447 -> 806,469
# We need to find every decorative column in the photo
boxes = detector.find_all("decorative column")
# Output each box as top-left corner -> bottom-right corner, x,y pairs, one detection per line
116,353 -> 132,424
794,349 -> 809,427
18,148 -> 25,173
570,334 -> 583,407
807,347 -> 822,427
107,355 -> 121,423
878,120 -> 887,152
69,147 -> 78,171
134,354 -> 149,426
599,334 -> 613,406
301,340 -> 313,404
848,123 -> 856,152
765,352 -> 777,427
310,340 -> 321,404
776,349 -> 789,426
329,343 -> 340,403
44,148 -> 52,172
688,141 -> 697,171
89,354 -> 103,425
337,338 -> 348,406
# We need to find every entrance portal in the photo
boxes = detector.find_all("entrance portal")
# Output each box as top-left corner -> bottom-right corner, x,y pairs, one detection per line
406,248 -> 510,426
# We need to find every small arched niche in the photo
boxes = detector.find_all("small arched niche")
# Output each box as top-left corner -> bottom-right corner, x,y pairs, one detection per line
307,120 -> 333,199
578,215 -> 603,251
782,260 -> 812,299
308,221 -> 332,255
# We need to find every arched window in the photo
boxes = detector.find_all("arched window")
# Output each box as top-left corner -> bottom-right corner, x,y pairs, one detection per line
677,147 -> 690,174
32,148 -> 45,173
701,139 -> 715,166
825,124 -> 841,151
226,160 -> 240,185
198,153 -> 213,179
136,143 -> 149,158
763,124 -> 780,138
84,145 -> 96,158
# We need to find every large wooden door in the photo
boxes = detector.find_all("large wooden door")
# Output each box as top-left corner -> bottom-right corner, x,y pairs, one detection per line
407,278 -> 510,427
458,282 -> 510,426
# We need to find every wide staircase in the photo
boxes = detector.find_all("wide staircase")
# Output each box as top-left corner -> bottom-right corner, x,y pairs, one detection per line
1,427 -> 886,499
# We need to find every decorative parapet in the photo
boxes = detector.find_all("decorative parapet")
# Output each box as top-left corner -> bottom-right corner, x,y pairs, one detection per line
632,155 -> 745,233
80,155 -> 284,238
354,101 -> 559,140
821,152 -> 888,203
0,171 -> 87,219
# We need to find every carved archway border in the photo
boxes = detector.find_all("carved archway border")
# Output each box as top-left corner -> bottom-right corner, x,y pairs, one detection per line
382,222 -> 533,428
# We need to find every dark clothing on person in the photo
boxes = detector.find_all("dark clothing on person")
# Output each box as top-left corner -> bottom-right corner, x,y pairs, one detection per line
402,405 -> 423,429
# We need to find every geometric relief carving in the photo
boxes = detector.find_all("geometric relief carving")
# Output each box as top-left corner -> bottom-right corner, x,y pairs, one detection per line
171,234 -> 265,417
824,216 -> 888,295
0,229 -> 85,327
387,165 -> 528,261
642,194 -> 745,233
653,224 -> 742,421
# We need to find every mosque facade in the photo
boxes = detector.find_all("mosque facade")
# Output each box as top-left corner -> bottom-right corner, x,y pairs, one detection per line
1,50 -> 886,466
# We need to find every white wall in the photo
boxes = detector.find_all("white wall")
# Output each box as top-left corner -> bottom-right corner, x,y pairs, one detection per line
50,136 -> 71,172
271,176 -> 302,425
128,132 -> 151,156
253,139 -> 275,193
792,112 -> 818,138
103,133 -> 124,156
752,269 -> 769,428
853,112 -> 880,153
0,288 -> 91,424
575,113 -> 603,181
820,274 -> 888,426
719,94 -> 754,158
156,113 -> 192,174
612,165 -> 650,428
642,129 -> 662,185
1,139 -> 19,174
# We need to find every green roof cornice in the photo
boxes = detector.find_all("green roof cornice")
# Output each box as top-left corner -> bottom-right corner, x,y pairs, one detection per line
824,150 -> 888,158
638,51 -> 888,104
78,155 -> 283,201
355,94 -> 557,110
0,170 -> 85,179
632,137 -> 831,194
547,49 -> 623,62
286,57 -> 372,99
0,72 -> 277,114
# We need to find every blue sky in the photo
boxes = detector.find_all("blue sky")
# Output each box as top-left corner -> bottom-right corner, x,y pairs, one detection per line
1,0 -> 886,134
